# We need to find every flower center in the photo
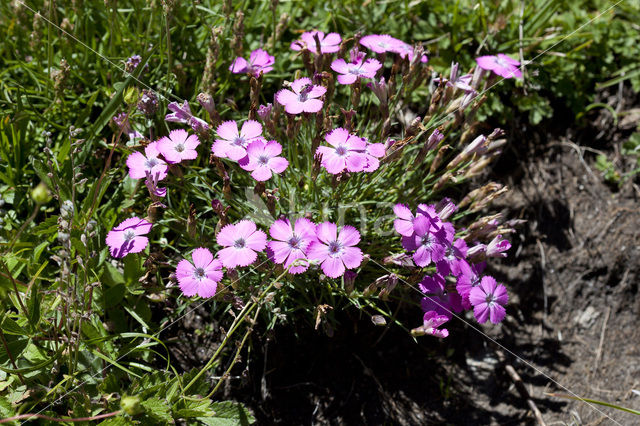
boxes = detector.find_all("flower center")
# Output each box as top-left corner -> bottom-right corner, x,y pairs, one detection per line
175,143 -> 185,152
233,136 -> 245,147
420,234 -> 434,248
298,84 -> 314,102
348,65 -> 363,75
234,238 -> 246,249
193,267 -> 206,280
145,158 -> 159,169
123,230 -> 136,242
445,246 -> 456,261
485,294 -> 496,305
335,145 -> 348,156
328,241 -> 343,257
287,235 -> 302,249
257,155 -> 270,165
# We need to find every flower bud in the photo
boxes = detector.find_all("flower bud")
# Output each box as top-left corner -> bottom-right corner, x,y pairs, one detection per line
120,395 -> 143,416
123,86 -> 139,106
31,182 -> 52,204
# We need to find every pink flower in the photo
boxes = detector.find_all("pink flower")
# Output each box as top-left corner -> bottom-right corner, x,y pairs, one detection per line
475,54 -> 522,79
217,220 -> 267,268
229,48 -> 275,77
212,120 -> 264,161
412,311 -> 449,338
315,127 -> 367,174
290,30 -> 341,54
238,140 -> 289,181
401,215 -> 448,268
276,78 -> 326,114
176,248 -> 223,298
362,141 -> 385,172
486,234 -> 511,257
469,276 -> 508,324
419,273 -> 463,319
126,142 -> 168,180
157,129 -> 200,164
330,56 -> 382,85
268,218 -> 317,274
165,100 -> 209,132
307,222 -> 363,278
106,217 -> 152,258
393,203 -> 442,237
113,112 -> 143,142
359,34 -> 404,54
436,238 -> 468,277
456,261 -> 485,309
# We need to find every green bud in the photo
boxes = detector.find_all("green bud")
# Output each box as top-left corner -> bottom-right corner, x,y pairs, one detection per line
31,182 -> 52,204
120,395 -> 143,416
124,87 -> 139,106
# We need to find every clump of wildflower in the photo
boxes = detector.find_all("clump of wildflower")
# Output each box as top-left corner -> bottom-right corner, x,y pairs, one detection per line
137,89 -> 158,117
238,140 -> 289,181
475,54 -> 522,79
290,30 -> 341,54
276,77 -> 326,114
419,273 -> 463,320
268,218 -> 317,274
176,248 -> 223,298
158,129 -> 200,164
212,120 -> 265,161
229,48 -> 275,77
469,276 -> 508,324
401,215 -> 448,268
106,217 -> 152,258
126,142 -> 168,180
307,222 -> 363,278
330,50 -> 382,85
217,220 -> 267,268
124,54 -> 142,73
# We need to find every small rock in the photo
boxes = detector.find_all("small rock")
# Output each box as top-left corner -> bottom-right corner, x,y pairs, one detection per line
574,306 -> 600,328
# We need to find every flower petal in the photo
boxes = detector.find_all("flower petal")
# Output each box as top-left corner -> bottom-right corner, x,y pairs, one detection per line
192,247 -> 213,269
216,120 -> 239,140
316,222 -> 337,243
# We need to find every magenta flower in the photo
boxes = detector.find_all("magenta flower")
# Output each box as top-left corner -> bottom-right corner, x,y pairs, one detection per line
126,142 -> 168,181
419,273 -> 463,319
330,56 -> 382,85
290,30 -> 341,54
362,141 -> 386,172
268,218 -> 317,274
401,215 -> 447,268
486,234 -> 511,257
434,62 -> 474,92
158,129 -> 200,164
212,120 -> 265,161
165,100 -> 210,132
217,220 -> 267,268
413,311 -> 449,338
238,140 -> 289,181
276,78 -> 326,114
456,261 -> 485,309
436,238 -> 468,277
113,112 -> 143,142
229,48 -> 275,77
176,248 -> 223,298
359,34 -> 404,54
307,222 -> 363,278
475,54 -> 522,79
469,276 -> 508,324
393,203 -> 442,237
315,127 -> 368,174
106,217 -> 152,258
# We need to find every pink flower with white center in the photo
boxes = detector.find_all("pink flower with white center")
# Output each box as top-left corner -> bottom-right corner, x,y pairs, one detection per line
469,276 -> 508,324
175,248 -> 223,298
330,56 -> 382,85
126,142 -> 168,181
238,140 -> 289,181
315,127 -> 368,174
276,78 -> 326,114
359,34 -> 404,54
456,261 -> 486,309
362,141 -> 386,172
229,48 -> 275,77
157,129 -> 200,164
290,30 -> 342,55
412,311 -> 449,338
475,54 -> 522,79
307,222 -> 363,278
436,238 -> 468,277
106,217 -> 152,258
419,273 -> 463,320
212,120 -> 265,161
401,215 -> 448,268
217,220 -> 267,268
268,218 -> 317,274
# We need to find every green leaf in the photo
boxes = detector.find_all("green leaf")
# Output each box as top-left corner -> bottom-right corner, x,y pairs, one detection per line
140,397 -> 172,424
1,316 -> 27,336
98,416 -> 137,426
26,281 -> 41,331
198,401 -> 256,426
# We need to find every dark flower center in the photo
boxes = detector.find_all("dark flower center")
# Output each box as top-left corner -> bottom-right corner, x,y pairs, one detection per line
298,84 -> 314,102
145,158 -> 159,169
328,241 -> 343,256
194,267 -> 206,279
335,145 -> 348,156
233,137 -> 245,147
234,238 -> 246,249
485,294 -> 495,304
257,155 -> 270,165
175,143 -> 185,152
123,230 -> 136,242
420,234 -> 434,248
288,235 -> 302,249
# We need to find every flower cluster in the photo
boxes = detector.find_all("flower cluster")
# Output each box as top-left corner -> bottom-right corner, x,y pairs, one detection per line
393,201 -> 510,338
